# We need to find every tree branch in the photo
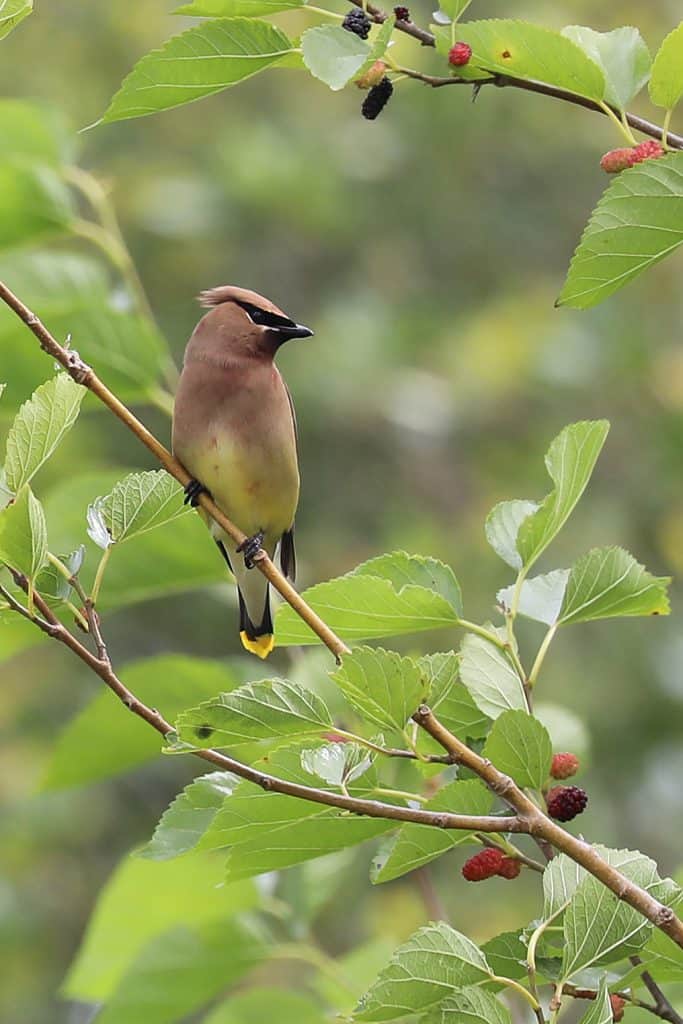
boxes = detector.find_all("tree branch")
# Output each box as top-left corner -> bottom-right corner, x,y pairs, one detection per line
413,704 -> 683,951
355,0 -> 683,150
0,280 -> 350,662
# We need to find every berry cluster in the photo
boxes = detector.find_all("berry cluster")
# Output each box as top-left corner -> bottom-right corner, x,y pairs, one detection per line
361,77 -> 393,120
546,785 -> 588,822
448,41 -> 472,67
462,847 -> 521,882
393,5 -> 410,20
550,751 -> 579,780
342,7 -> 371,39
600,139 -> 665,173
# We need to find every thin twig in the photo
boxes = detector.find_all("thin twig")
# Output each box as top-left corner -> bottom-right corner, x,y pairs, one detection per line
413,704 -> 683,950
630,955 -> 683,1024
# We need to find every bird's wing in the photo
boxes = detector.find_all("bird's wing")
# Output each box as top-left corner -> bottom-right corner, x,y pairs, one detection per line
279,382 -> 298,581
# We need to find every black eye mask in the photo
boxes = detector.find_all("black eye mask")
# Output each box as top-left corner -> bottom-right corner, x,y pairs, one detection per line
234,299 -> 314,340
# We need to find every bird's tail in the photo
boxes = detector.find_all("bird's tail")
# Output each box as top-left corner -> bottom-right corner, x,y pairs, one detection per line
238,588 -> 274,659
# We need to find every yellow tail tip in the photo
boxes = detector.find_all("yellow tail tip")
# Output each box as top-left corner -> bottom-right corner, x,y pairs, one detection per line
240,631 -> 275,659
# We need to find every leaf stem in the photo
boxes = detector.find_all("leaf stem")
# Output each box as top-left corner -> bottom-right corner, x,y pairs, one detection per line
90,546 -> 112,606
599,100 -> 637,145
372,786 -> 427,804
306,5 -> 344,18
661,108 -> 673,152
527,623 -> 558,688
489,973 -> 541,1012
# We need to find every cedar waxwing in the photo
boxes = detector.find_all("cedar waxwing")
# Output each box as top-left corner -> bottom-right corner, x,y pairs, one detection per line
172,285 -> 313,658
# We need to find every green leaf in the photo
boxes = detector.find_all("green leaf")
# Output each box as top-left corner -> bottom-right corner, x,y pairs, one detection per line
203,989 -> 327,1024
196,746 -> 391,878
632,918 -> 683,984
371,780 -> 492,883
419,651 -> 460,709
0,0 -> 32,40
422,653 -> 490,741
42,656 -> 241,789
561,847 -> 672,980
421,987 -> 512,1024
331,646 -> 427,734
0,161 -> 74,249
459,634 -> 526,720
35,545 -> 84,605
355,922 -> 493,1021
4,374 -> 85,493
175,678 -> 332,749
558,546 -> 671,624
497,570 -> 569,625
438,0 -> 473,23
93,918 -> 265,1024
275,551 -> 462,646
0,485 -> 47,581
356,16 -> 396,78
176,0 -> 305,15
301,741 -> 372,787
517,420 -> 610,569
481,931 -> 528,980
98,19 -> 294,124
62,851 -> 257,1001
558,152 -> 683,309
649,21 -> 683,109
485,499 -> 539,570
543,853 -> 585,917
483,709 -> 552,788
301,25 -> 370,91
576,976 -> 612,1024
562,26 -> 650,110
433,19 -> 605,100
91,470 -> 189,546
143,772 -> 239,861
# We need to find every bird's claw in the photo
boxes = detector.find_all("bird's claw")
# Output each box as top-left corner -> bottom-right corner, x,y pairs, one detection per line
237,529 -> 265,569
184,478 -> 210,508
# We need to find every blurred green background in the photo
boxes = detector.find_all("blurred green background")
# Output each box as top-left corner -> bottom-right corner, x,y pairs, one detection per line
1,1 -> 682,1021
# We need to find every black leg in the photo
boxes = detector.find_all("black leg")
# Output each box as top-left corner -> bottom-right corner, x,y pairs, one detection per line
237,529 -> 265,569
183,478 -> 211,508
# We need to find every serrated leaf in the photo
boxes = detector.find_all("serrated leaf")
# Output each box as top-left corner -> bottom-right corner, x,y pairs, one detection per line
481,931 -> 528,980
196,745 -> 390,877
4,374 -> 85,493
301,741 -> 372,787
142,772 -> 239,861
0,485 -> 47,582
439,0 -> 473,22
497,569 -> 570,625
93,917 -> 265,1024
485,499 -> 539,570
175,0 -> 305,15
559,153 -> 683,309
561,847 -> 670,980
331,647 -> 427,734
418,651 -> 459,710
176,678 -> 332,749
558,546 -> 670,624
543,853 -> 585,918
576,976 -> 612,1024
371,780 -> 492,883
355,922 -> 492,1021
301,25 -> 370,91
62,852 -> 257,1001
459,634 -> 526,720
483,709 -> 552,789
42,656 -> 240,789
517,421 -> 610,569
35,545 -> 85,604
422,986 -> 512,1024
275,551 -> 462,646
94,470 -> 189,546
0,0 -> 32,40
432,19 -> 605,100
562,26 -> 650,110
649,21 -> 683,109
97,19 -> 294,124
427,662 -> 490,742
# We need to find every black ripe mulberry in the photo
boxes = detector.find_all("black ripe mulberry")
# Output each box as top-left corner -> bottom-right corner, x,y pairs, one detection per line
546,785 -> 588,822
361,77 -> 393,120
342,8 -> 371,38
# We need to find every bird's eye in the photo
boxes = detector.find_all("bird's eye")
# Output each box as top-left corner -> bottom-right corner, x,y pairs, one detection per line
236,300 -> 297,331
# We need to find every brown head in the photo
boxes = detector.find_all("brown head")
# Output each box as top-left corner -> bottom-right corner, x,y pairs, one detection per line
184,285 -> 313,367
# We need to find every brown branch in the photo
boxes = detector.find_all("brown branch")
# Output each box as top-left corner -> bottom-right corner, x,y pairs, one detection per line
7,573 -> 517,835
0,280 -> 350,662
354,0 -> 683,150
630,956 -> 683,1024
413,705 -> 683,951
566,983 -> 679,1023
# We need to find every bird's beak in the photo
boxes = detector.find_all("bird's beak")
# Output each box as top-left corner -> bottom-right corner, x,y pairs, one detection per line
274,323 -> 314,340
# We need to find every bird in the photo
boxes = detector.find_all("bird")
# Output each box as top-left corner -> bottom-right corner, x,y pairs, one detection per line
172,285 -> 313,658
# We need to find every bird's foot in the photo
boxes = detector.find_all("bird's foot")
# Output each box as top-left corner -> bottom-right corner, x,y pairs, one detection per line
237,529 -> 265,569
183,478 -> 211,508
